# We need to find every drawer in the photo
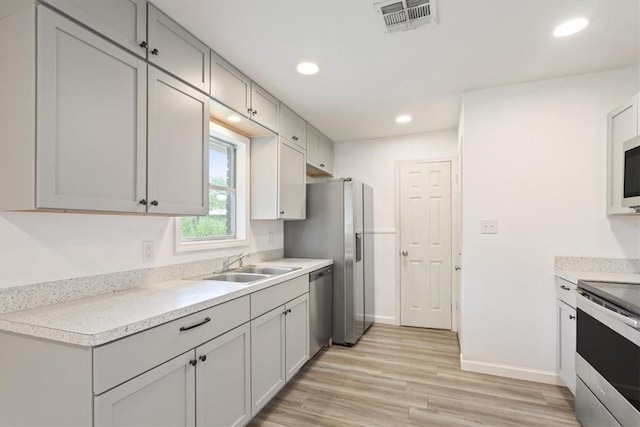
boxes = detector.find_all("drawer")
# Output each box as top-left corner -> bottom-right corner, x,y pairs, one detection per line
93,295 -> 249,395
556,277 -> 577,308
251,275 -> 309,319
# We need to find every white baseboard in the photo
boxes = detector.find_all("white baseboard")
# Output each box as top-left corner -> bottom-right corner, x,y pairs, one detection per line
460,354 -> 563,386
373,315 -> 397,325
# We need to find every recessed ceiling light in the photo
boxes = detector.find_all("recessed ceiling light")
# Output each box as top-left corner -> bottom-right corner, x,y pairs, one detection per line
553,18 -> 589,37
297,62 -> 319,75
227,115 -> 241,122
395,115 -> 412,124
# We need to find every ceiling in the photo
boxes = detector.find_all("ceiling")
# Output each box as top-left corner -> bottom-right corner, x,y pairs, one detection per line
152,0 -> 640,142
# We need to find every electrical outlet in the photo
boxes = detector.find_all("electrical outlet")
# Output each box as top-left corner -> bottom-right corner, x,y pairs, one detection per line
480,219 -> 498,234
143,241 -> 153,262
267,231 -> 274,244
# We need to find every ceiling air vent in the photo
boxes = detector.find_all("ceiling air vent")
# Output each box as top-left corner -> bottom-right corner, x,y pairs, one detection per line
374,0 -> 437,34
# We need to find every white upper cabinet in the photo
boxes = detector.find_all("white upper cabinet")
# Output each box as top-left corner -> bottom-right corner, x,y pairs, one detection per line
41,0 -> 148,57
607,93 -> 639,215
148,4 -> 210,92
36,6 -> 147,213
279,103 -> 307,149
147,67 -> 209,215
210,50 -> 279,132
305,124 -> 334,176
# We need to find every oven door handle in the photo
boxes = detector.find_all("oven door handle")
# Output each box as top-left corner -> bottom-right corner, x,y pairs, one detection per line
578,290 -> 640,329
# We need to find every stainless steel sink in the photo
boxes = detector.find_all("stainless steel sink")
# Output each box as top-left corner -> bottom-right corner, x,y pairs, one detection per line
235,266 -> 301,275
201,273 -> 270,283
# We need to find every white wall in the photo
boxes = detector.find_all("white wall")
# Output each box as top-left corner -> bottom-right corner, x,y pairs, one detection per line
460,66 -> 640,382
334,130 -> 459,323
0,212 -> 283,288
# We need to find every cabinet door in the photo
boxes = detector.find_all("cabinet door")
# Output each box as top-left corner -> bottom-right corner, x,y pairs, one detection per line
37,7 -> 147,213
147,4 -> 209,92
42,0 -> 147,56
251,305 -> 286,417
210,50 -> 251,117
147,66 -> 209,215
251,83 -> 279,132
305,124 -> 321,167
278,140 -> 306,220
285,293 -> 310,382
279,104 -> 306,149
558,301 -> 576,395
607,95 -> 639,215
318,135 -> 334,174
94,351 -> 196,427
195,323 -> 251,427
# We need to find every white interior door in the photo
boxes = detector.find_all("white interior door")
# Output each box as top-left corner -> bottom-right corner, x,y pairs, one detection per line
399,161 -> 452,329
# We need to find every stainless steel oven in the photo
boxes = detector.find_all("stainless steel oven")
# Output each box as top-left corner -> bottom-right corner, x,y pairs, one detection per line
576,281 -> 640,427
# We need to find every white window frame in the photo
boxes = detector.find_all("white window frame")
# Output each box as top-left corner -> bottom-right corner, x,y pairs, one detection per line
174,122 -> 250,252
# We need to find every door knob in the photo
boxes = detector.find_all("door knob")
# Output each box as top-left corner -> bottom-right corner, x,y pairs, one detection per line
401,251 -> 408,256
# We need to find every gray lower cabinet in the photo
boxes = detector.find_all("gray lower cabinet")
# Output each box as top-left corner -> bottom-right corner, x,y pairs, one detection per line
196,323 -> 252,427
285,293 -> 310,381
556,277 -> 577,395
251,305 -> 287,417
94,351 -> 196,427
251,292 -> 310,417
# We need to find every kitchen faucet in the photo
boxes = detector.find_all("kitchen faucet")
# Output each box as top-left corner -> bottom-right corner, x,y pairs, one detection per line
223,253 -> 249,271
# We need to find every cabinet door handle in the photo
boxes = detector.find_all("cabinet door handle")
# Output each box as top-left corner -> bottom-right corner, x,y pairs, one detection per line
320,163 -> 325,167
569,315 -> 576,320
189,359 -> 197,366
252,110 -> 258,116
139,199 -> 147,206
247,108 -> 253,115
179,317 -> 211,331
139,41 -> 148,49
560,285 -> 570,291
151,48 -> 159,55
280,211 -> 285,215
150,200 -> 159,206
199,355 -> 207,362
401,251 -> 408,256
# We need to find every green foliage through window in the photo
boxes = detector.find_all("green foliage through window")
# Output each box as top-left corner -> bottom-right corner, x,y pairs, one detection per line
181,138 -> 236,241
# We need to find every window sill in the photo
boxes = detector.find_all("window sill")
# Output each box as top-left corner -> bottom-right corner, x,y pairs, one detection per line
175,236 -> 250,253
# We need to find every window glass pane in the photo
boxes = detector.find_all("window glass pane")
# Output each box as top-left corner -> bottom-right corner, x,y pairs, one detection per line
209,139 -> 235,188
180,191 -> 235,241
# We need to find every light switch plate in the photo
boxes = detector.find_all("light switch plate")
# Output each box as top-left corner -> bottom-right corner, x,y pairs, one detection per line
481,219 -> 498,234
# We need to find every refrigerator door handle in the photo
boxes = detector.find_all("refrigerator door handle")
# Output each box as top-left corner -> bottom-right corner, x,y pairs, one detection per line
355,232 -> 363,262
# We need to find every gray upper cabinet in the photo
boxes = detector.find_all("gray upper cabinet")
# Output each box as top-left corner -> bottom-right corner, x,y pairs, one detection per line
305,124 -> 334,176
210,50 -> 279,132
251,83 -> 279,132
147,66 -> 209,216
36,6 -> 147,214
41,0 -> 148,57
148,4 -> 210,92
279,103 -> 306,149
210,50 -> 251,116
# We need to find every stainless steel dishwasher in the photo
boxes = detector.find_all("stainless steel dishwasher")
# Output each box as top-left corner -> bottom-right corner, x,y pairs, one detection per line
309,266 -> 333,357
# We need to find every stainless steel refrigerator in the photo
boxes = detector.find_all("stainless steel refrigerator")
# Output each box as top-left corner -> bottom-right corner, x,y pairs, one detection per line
284,178 -> 374,346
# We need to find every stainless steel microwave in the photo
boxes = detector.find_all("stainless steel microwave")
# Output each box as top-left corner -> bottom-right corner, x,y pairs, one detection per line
622,135 -> 640,208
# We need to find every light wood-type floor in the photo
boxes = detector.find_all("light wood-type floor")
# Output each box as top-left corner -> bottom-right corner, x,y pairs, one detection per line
249,324 -> 579,427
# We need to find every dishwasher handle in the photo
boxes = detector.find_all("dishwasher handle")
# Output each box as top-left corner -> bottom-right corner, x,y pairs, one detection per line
310,267 -> 333,282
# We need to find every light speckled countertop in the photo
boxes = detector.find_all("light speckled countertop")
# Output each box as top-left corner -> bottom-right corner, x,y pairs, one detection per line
555,270 -> 640,285
0,258 -> 332,347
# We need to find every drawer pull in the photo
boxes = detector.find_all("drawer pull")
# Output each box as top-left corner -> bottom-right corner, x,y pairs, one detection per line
569,315 -> 576,320
560,285 -> 570,291
199,355 -> 207,362
189,359 -> 197,366
179,317 -> 211,332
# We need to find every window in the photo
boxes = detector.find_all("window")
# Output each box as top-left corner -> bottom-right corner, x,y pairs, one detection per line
175,123 -> 249,251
